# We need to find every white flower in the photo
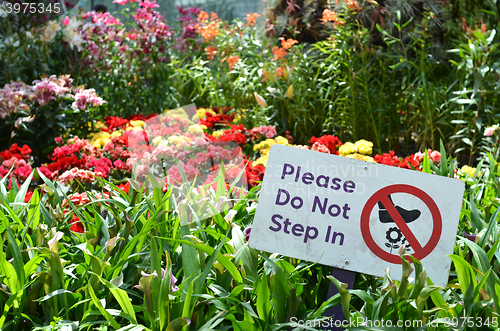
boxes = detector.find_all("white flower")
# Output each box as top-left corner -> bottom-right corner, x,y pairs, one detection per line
40,21 -> 61,42
63,28 -> 84,51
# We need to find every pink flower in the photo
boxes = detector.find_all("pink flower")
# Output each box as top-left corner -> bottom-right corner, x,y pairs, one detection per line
485,125 -> 499,137
429,151 -> 441,164
113,0 -> 128,4
139,0 -> 159,9
311,142 -> 330,154
413,152 -> 425,163
113,159 -> 125,169
62,16 -> 70,26
103,142 -> 114,152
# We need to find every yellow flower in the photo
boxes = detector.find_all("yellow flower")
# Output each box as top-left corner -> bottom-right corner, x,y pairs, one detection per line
212,130 -> 225,138
275,136 -> 289,145
111,131 -> 122,138
192,108 -> 216,121
254,136 -> 289,155
130,120 -> 145,128
167,108 -> 190,120
168,135 -> 190,146
188,124 -> 204,135
253,155 -> 269,167
345,153 -> 375,163
152,136 -> 163,146
94,121 -> 106,130
339,142 -> 357,156
461,165 -> 480,177
89,131 -> 112,148
354,139 -> 373,155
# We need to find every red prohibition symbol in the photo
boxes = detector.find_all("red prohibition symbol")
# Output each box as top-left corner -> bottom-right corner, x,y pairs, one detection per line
360,184 -> 442,264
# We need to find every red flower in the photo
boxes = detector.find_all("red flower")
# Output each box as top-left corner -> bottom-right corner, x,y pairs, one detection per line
117,182 -> 130,194
70,214 -> 85,233
24,190 -> 33,203
309,135 -> 343,155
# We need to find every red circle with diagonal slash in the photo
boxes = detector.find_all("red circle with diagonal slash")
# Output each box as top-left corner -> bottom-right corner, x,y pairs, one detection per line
360,184 -> 442,264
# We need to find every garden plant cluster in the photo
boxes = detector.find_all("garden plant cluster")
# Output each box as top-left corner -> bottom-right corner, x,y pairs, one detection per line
1,0 -> 500,330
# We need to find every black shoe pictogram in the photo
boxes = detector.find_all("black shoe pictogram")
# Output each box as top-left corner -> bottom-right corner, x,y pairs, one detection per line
378,195 -> 421,224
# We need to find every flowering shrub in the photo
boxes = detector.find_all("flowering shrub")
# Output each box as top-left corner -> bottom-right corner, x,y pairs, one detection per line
0,74 -> 106,161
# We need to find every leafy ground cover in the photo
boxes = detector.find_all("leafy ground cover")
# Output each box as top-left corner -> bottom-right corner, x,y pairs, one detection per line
1,0 -> 500,330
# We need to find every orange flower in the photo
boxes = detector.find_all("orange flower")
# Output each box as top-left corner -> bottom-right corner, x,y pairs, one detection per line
205,46 -> 217,60
275,66 -> 286,77
210,12 -> 219,20
272,47 -> 287,60
226,56 -> 240,70
320,9 -> 338,24
320,8 -> 345,26
198,10 -> 208,21
198,21 -> 220,40
245,13 -> 261,26
346,0 -> 360,12
279,37 -> 298,50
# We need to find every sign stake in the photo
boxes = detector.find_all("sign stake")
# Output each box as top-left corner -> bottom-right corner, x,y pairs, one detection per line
324,268 -> 356,330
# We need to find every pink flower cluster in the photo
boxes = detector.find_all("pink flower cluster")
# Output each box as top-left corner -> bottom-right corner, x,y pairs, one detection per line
0,75 -> 106,121
80,1 -> 173,70
32,75 -> 72,106
58,168 -> 98,184
413,149 -> 441,164
63,191 -> 110,207
72,87 -> 107,110
0,82 -> 31,119
249,125 -> 277,140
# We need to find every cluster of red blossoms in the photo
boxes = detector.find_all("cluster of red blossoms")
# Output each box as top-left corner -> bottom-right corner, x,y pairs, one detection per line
207,124 -> 247,146
101,114 -> 157,133
374,151 -> 421,170
199,108 -> 235,129
0,143 -> 33,181
309,135 -> 343,155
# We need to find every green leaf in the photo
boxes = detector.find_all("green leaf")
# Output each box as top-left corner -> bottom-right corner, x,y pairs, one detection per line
163,238 -> 243,284
27,189 -> 40,229
13,171 -> 33,212
449,254 -> 475,296
422,150 -> 431,174
34,289 -> 73,302
87,283 -> 121,329
327,275 -> 351,320
91,272 -> 138,324
166,317 -> 191,331
256,273 -> 272,323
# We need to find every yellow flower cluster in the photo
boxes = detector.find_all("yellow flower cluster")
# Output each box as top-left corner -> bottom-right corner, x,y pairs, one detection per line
339,139 -> 373,156
125,120 -> 146,132
89,131 -> 112,148
345,153 -> 375,163
168,107 -> 191,120
188,124 -> 205,135
253,136 -> 290,167
192,108 -> 216,121
212,130 -> 225,138
461,165 -> 480,177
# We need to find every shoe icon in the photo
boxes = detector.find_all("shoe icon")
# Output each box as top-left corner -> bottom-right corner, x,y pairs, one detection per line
378,195 -> 421,224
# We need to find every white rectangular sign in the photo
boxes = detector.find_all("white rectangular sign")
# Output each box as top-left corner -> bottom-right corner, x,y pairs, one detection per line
248,145 -> 465,286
